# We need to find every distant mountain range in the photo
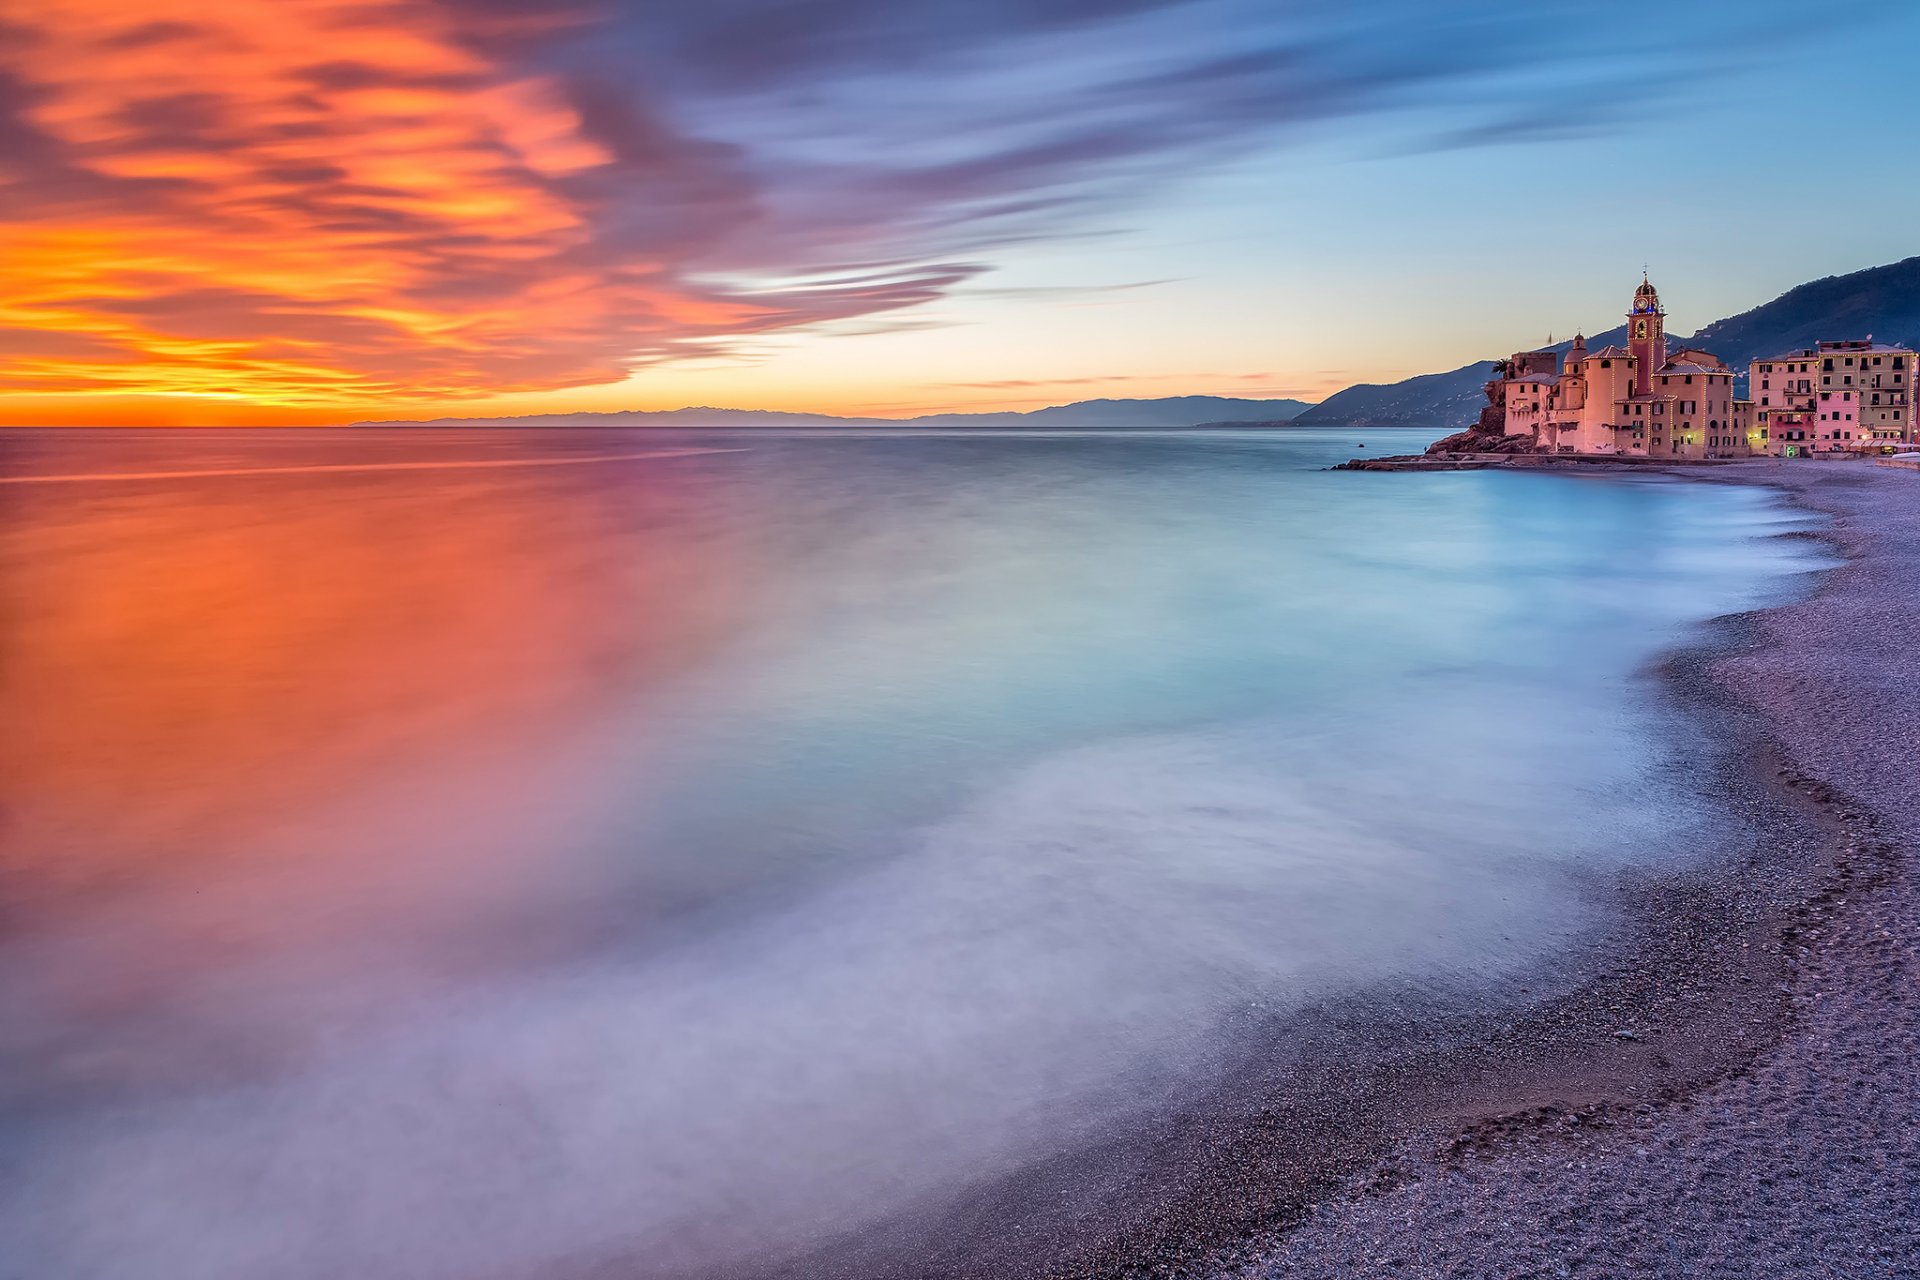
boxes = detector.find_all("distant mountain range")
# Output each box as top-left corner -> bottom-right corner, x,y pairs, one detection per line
357,395 -> 1314,430
362,256 -> 1920,432
1293,255 -> 1920,428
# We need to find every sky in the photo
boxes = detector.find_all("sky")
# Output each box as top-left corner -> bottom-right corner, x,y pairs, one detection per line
2,0 -> 1918,426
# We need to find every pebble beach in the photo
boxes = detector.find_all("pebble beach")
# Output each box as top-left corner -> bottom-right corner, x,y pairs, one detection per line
1227,459 -> 1920,1278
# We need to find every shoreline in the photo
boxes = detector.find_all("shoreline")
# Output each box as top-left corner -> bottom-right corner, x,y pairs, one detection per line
776,460 -> 1882,1280
1220,458 -> 1920,1276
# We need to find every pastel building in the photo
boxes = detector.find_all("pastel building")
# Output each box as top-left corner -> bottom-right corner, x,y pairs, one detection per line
1750,340 -> 1914,456
1496,277 -> 1914,458
1499,277 -> 1747,459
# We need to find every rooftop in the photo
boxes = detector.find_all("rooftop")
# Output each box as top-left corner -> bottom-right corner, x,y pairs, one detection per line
1817,339 -> 1915,354
1761,341 -> 1916,361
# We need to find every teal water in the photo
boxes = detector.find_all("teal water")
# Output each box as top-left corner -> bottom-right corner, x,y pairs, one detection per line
0,428 -> 1824,1277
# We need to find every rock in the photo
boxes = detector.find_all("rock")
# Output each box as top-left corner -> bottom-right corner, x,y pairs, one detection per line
1422,428 -> 1542,458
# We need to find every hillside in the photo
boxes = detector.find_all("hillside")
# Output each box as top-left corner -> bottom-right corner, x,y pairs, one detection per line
1290,326 -> 1629,429
1689,256 -> 1920,370
1284,362 -> 1488,430
1296,256 -> 1920,428
358,395 -> 1312,430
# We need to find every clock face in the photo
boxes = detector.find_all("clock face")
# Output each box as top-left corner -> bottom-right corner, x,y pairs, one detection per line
1635,320 -> 1649,340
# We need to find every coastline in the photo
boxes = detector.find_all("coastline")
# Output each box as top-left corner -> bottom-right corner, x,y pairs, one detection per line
1217,458 -> 1920,1276
778,460 -> 1885,1280
8,439 -> 1902,1278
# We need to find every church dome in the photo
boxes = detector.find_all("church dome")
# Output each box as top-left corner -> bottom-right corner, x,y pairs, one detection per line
1632,275 -> 1662,314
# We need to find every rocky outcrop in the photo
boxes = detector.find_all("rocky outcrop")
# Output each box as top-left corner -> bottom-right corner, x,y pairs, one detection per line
1414,361 -> 1541,457
1425,428 -> 1540,456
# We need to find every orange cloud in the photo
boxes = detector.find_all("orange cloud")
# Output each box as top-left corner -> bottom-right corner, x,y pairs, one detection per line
0,0 -> 955,420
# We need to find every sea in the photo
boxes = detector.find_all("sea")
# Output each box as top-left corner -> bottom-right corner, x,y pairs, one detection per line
0,426 -> 1825,1278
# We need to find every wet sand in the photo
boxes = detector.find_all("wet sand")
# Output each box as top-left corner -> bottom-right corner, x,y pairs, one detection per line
1216,459 -> 1920,1277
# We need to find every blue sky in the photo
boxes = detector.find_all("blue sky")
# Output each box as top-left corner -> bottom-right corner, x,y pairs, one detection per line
670,0 -> 1920,414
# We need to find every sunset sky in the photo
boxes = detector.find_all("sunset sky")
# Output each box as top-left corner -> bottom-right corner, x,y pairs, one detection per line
3,0 -> 1918,426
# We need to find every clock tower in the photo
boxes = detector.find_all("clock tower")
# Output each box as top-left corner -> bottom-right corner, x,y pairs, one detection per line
1628,274 -> 1666,396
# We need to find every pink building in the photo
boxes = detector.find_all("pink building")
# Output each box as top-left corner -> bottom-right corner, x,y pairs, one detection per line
1751,340 -> 1914,455
1500,277 -> 1746,459
1495,277 -> 1916,458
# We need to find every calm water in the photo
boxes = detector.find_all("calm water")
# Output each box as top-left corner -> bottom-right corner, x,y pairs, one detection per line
0,428 -> 1821,1277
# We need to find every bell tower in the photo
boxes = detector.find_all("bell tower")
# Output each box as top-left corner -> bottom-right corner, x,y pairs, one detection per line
1628,273 -> 1666,396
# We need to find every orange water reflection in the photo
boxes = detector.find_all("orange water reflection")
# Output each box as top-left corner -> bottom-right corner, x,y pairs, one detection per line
0,447 -> 751,901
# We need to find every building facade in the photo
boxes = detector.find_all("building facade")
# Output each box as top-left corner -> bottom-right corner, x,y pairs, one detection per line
1495,277 -> 1913,458
1751,340 -> 1913,456
1499,277 -> 1747,458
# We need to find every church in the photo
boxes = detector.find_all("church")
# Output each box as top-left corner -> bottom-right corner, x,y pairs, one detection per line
1495,277 -> 1749,459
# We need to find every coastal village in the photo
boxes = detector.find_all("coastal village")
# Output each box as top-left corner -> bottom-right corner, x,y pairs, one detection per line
1430,276 -> 1914,461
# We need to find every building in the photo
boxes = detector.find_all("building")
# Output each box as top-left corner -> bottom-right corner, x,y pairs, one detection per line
1498,277 -> 1747,459
1750,340 -> 1913,456
1493,276 -> 1913,458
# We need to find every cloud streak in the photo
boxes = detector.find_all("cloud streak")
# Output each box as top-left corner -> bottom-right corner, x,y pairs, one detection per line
0,0 -> 1802,413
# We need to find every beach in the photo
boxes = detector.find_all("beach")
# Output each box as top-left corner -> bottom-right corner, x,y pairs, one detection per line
0,431 -> 1889,1280
1213,458 -> 1920,1277
0,429 -> 1805,1280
